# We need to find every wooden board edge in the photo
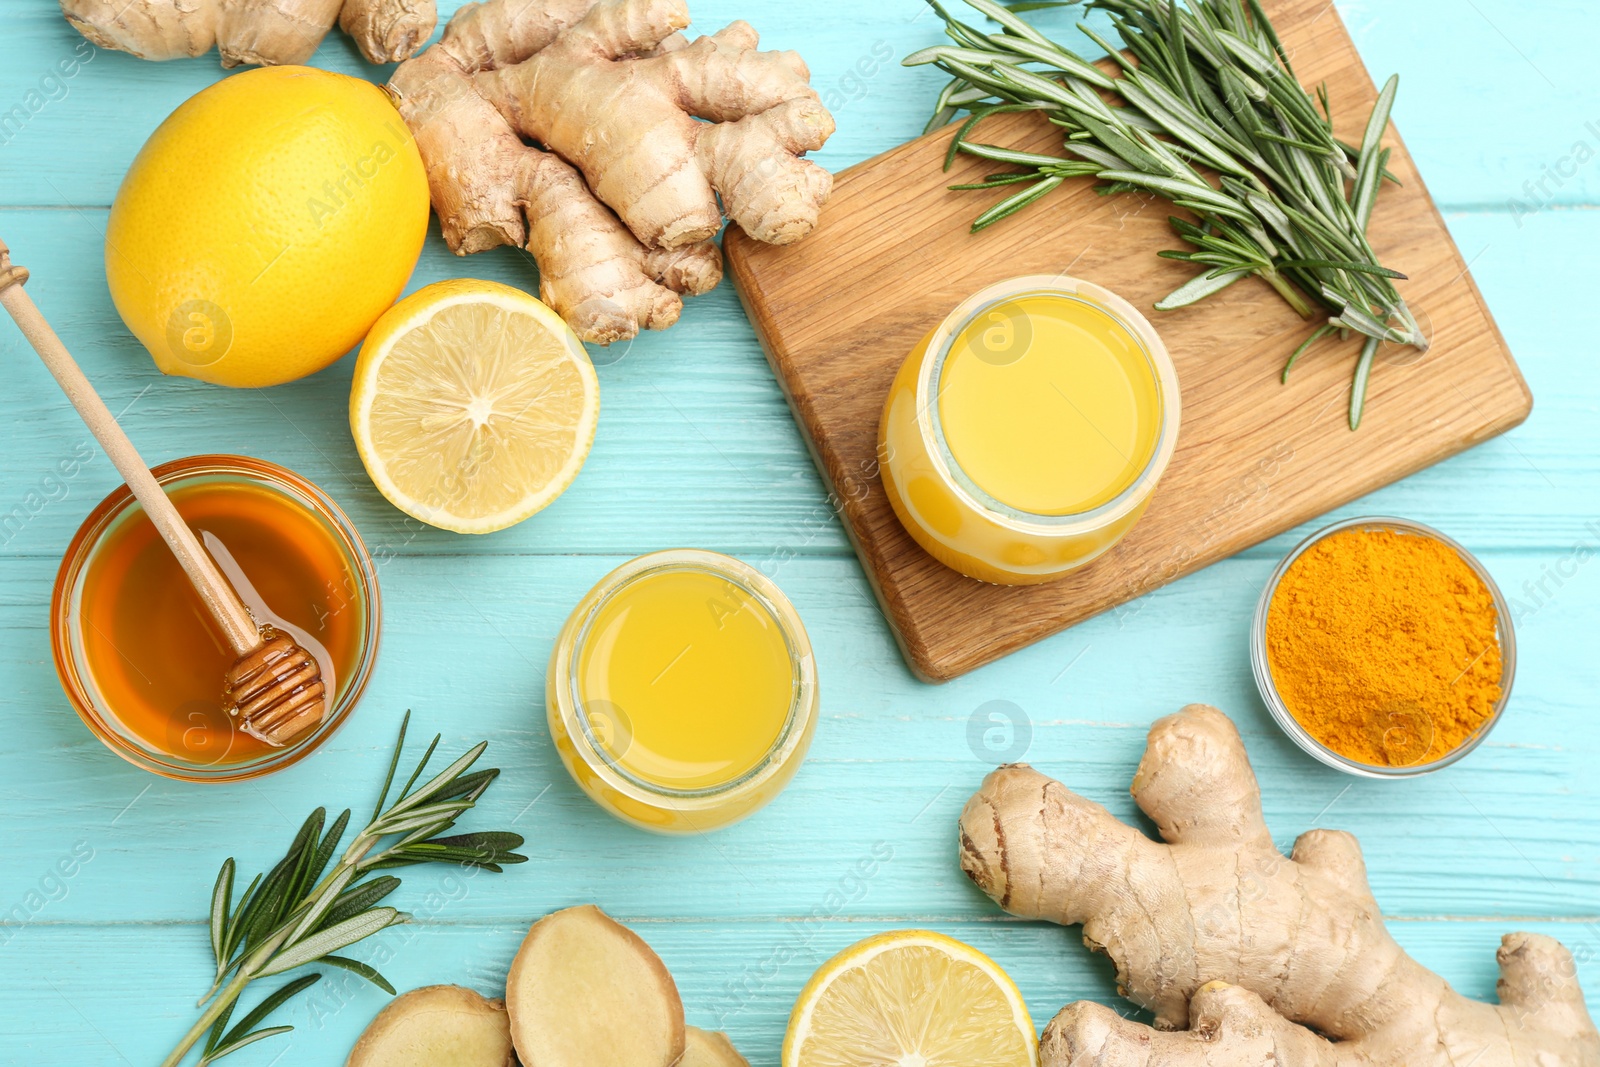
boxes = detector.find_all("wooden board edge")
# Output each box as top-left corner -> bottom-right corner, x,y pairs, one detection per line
725,14 -> 1536,681
1405,153 -> 1534,430
723,238 -> 942,683
920,395 -> 1533,680
1331,25 -> 1536,428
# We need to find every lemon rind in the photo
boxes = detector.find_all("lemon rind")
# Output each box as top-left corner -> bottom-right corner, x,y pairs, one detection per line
782,930 -> 1038,1067
351,283 -> 599,535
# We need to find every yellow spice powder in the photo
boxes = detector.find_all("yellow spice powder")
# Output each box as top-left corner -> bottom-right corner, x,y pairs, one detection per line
1265,527 -> 1503,767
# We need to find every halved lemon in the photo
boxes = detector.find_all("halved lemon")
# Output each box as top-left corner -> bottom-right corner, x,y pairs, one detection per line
350,279 -> 599,534
783,930 -> 1038,1067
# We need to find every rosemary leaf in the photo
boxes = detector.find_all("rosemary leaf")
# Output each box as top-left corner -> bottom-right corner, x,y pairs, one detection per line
386,742 -> 487,817
1349,335 -> 1381,429
208,859 -> 234,968
947,103 -> 1043,169
320,875 -> 402,931
910,0 -> 1423,427
256,909 -> 403,979
1155,267 -> 1251,309
318,955 -> 396,994
281,866 -> 358,949
210,974 -> 322,1059
974,174 -> 1066,230
307,809 -> 351,887
371,711 -> 412,820
1277,258 -> 1406,279
1282,322 -> 1338,382
199,1026 -> 293,1065
159,720 -> 525,1067
217,872 -> 258,972
395,732 -> 443,803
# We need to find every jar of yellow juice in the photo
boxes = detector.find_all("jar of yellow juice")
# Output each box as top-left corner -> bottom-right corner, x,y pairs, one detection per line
879,274 -> 1180,585
547,549 -> 819,833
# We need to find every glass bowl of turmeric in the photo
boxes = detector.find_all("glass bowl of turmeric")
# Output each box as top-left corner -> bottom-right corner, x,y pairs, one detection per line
1250,515 -> 1515,778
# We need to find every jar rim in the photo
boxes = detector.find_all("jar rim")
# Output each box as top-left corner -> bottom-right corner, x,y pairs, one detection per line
551,549 -> 818,805
912,274 -> 1182,535
1249,515 -> 1516,778
51,454 -> 381,783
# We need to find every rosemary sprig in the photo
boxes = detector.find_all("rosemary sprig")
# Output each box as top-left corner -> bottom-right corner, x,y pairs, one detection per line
160,712 -> 527,1067
905,0 -> 1427,428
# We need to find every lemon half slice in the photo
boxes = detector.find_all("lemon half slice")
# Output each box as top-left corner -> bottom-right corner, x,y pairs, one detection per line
783,930 -> 1038,1067
351,280 -> 599,534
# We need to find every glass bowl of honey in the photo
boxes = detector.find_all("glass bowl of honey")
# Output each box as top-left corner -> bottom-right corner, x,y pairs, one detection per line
52,454 -> 380,782
547,549 -> 819,833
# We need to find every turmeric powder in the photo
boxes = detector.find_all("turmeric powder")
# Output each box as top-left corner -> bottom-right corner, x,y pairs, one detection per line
1265,526 -> 1504,767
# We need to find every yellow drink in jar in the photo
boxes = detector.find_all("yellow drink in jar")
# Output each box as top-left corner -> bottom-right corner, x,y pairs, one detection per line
548,550 -> 818,832
880,276 -> 1180,584
937,292 -> 1162,515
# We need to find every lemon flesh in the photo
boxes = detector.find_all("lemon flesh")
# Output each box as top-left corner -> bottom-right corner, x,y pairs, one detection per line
784,931 -> 1038,1067
106,65 -> 429,388
351,280 -> 599,534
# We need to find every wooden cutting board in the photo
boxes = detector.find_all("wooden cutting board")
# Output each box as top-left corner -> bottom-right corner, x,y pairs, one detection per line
724,0 -> 1530,682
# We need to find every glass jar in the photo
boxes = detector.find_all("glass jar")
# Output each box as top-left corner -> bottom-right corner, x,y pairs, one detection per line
52,454 -> 380,782
879,274 -> 1181,585
547,549 -> 819,833
1251,516 -> 1516,778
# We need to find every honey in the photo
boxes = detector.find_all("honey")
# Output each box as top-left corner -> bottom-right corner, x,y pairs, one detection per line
54,456 -> 379,779
548,550 -> 818,833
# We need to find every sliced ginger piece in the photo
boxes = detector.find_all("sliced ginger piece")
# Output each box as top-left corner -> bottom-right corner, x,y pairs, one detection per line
682,1027 -> 750,1067
346,985 -> 514,1067
506,904 -> 685,1067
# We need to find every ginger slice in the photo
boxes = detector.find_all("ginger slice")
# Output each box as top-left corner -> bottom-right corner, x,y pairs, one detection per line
346,985 -> 514,1067
681,1027 -> 749,1067
506,905 -> 686,1067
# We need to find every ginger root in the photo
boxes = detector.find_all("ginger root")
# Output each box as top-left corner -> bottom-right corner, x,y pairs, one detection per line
683,1027 -> 751,1067
389,0 -> 834,343
505,904 -> 686,1067
960,704 -> 1600,1066
59,0 -> 436,66
346,985 -> 514,1067
62,0 -> 834,343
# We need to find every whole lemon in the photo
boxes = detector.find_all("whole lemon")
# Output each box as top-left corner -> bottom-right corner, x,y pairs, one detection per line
106,66 -> 429,388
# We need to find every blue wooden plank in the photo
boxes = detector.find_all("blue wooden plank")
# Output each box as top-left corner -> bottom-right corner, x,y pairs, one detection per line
2,2 -> 1599,209
1,1 -> 1598,1064
1,550 -> 1596,926
3,919 -> 1598,1065
0,208 -> 1596,560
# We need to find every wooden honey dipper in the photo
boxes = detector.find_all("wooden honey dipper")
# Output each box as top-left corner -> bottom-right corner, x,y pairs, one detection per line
0,239 -> 326,746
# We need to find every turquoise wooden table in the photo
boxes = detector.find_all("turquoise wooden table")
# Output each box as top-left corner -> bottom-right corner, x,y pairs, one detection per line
2,2 -> 1597,1063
